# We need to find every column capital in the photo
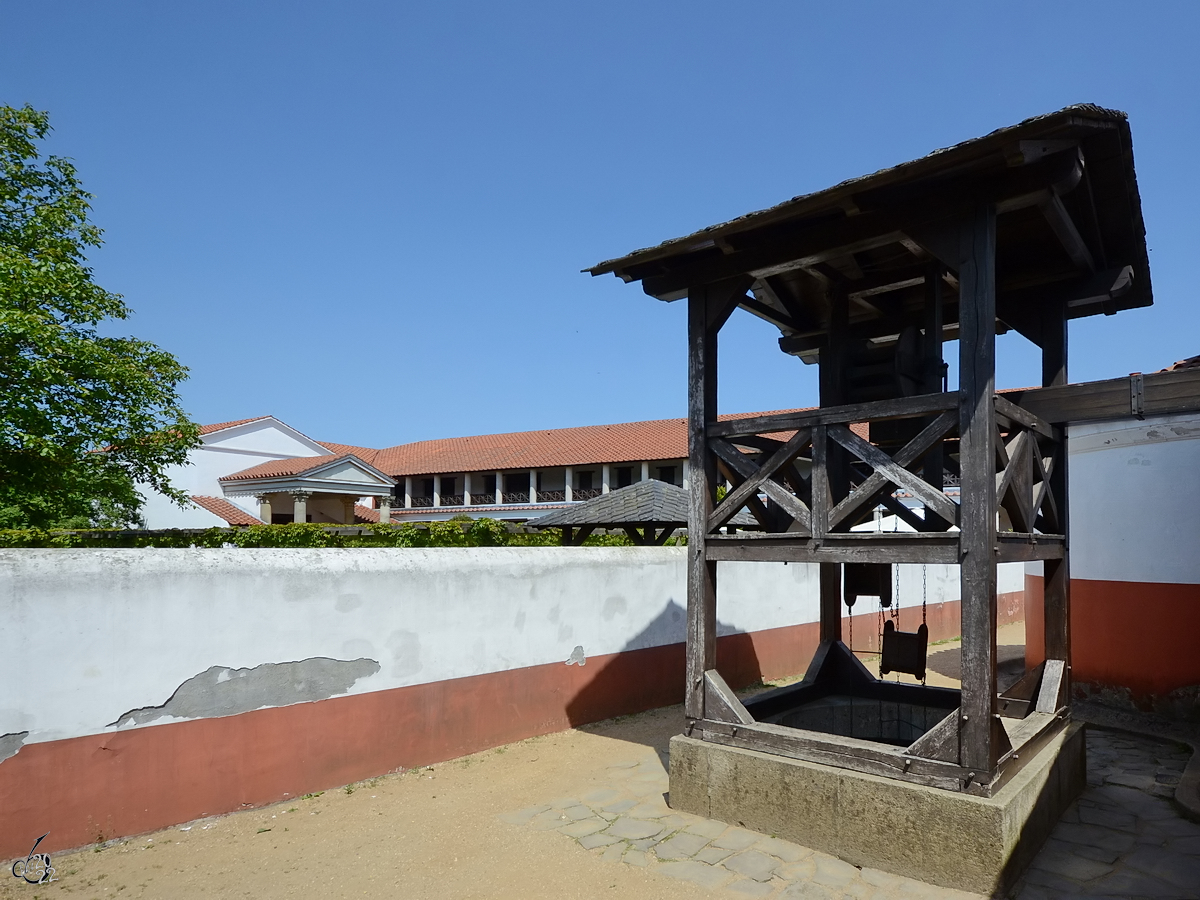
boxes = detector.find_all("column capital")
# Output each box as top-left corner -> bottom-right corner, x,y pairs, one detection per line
290,490 -> 312,501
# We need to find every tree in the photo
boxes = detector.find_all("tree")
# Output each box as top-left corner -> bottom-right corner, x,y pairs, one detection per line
0,105 -> 199,529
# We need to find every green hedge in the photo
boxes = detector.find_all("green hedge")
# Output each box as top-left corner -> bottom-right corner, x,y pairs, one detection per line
0,518 -> 662,549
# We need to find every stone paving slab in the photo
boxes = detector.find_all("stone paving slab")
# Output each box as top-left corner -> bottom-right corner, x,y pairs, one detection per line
499,729 -> 1200,900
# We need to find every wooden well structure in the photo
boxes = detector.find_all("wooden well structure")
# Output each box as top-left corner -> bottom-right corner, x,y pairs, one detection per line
587,105 -> 1152,796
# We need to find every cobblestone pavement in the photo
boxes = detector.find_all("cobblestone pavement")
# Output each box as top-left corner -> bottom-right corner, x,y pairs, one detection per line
500,728 -> 1200,900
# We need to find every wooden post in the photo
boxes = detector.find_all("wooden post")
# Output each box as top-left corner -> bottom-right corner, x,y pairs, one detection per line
957,203 -> 1000,773
685,278 -> 745,721
1041,298 -> 1071,676
817,285 -> 849,644
686,285 -> 719,720
923,263 -> 946,495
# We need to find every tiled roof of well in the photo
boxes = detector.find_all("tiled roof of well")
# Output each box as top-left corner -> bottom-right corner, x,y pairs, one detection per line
191,495 -> 263,525
219,454 -> 358,482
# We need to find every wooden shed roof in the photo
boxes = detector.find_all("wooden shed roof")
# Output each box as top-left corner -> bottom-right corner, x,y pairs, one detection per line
528,480 -> 755,529
588,105 -> 1151,355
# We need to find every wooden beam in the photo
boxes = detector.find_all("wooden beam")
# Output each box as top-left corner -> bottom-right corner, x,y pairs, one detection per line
704,670 -> 754,725
707,392 -> 957,439
1039,193 -> 1095,273
957,203 -> 1001,773
708,431 -> 813,533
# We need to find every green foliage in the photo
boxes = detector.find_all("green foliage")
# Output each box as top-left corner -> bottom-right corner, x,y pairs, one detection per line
0,104 -> 199,529
0,517 -> 645,549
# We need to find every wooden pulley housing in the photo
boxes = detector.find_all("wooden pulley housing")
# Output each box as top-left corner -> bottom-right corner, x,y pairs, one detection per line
880,620 -> 929,681
844,563 -> 893,608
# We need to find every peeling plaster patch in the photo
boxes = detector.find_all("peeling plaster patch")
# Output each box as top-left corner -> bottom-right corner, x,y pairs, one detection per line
387,630 -> 422,678
108,658 -> 380,728
566,646 -> 586,666
0,732 -> 28,764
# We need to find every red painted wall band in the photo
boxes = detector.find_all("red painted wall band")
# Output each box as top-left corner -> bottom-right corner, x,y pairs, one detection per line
1025,575 -> 1200,699
0,598 -> 990,859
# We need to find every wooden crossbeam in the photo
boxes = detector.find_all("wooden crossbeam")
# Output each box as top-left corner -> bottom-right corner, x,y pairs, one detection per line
708,429 -> 812,532
708,392 -> 957,439
829,424 -> 960,526
1031,443 -> 1061,533
826,411 -> 958,530
995,429 -> 1034,532
705,434 -> 811,532
715,458 -> 775,530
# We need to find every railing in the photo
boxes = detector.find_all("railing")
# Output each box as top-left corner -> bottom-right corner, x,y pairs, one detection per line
704,392 -> 1061,539
440,495 -> 464,507
410,497 -> 433,508
573,488 -> 604,500
537,490 -> 567,502
469,494 -> 496,505
502,491 -> 529,504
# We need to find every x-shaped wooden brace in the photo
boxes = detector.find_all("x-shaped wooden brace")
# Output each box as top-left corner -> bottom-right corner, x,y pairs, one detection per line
995,426 -> 1060,534
707,428 -> 813,533
826,410 -> 959,531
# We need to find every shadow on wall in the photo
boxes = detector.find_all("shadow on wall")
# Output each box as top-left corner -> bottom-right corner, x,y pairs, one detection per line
563,599 -> 762,728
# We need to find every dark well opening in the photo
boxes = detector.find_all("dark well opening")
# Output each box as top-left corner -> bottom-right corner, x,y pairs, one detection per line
743,642 -> 961,748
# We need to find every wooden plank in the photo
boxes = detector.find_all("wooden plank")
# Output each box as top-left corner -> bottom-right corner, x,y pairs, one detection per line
905,708 -> 960,763
828,423 -> 959,525
1034,659 -> 1067,714
957,203 -> 1000,773
994,538 -> 1065,563
708,392 -> 958,439
704,670 -> 755,725
826,410 -> 958,530
1013,367 -> 1200,424
705,538 -> 961,565
698,719 -> 966,792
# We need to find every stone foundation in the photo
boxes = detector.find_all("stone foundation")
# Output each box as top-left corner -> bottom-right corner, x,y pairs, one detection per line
668,721 -> 1086,896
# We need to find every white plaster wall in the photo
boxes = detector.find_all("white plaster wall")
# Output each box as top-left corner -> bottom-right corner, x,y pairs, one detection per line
0,549 -> 981,747
138,419 -> 336,528
1068,412 -> 1200,585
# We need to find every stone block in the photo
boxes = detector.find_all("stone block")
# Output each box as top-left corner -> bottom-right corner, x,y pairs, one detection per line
668,721 -> 1086,896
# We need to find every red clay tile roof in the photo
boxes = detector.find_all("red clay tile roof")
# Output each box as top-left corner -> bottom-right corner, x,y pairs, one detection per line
199,416 -> 271,435
354,503 -> 379,524
1162,355 -> 1200,372
191,495 -> 263,525
220,454 -> 358,482
317,441 -> 381,464
362,409 -> 824,478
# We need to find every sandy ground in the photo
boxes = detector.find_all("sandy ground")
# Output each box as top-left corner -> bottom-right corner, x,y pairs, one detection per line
2,628 -> 1021,900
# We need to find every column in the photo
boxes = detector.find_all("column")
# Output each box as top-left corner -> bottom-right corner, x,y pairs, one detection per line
1041,295 -> 1071,684
529,468 -> 538,504
564,466 -> 573,502
495,471 -> 503,504
291,491 -> 311,524
342,497 -> 357,525
378,494 -> 392,525
463,473 -> 472,506
601,464 -> 610,494
433,474 -> 441,507
641,461 -> 650,482
682,460 -> 689,490
957,203 -> 1000,774
404,476 -> 413,509
256,494 -> 272,524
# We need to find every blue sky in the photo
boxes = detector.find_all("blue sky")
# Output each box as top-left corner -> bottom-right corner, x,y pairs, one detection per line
3,1 -> 1198,448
